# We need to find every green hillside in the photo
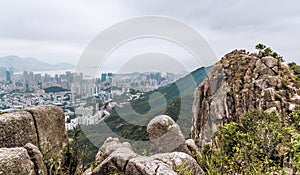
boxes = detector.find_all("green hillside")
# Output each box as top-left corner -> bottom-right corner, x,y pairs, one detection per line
75,66 -> 210,166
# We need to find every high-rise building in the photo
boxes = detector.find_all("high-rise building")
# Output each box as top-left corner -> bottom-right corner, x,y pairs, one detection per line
25,83 -> 30,92
66,71 -> 73,83
55,74 -> 59,83
101,73 -> 107,82
34,73 -> 41,82
23,71 -> 34,83
23,71 -> 27,82
6,70 -> 11,82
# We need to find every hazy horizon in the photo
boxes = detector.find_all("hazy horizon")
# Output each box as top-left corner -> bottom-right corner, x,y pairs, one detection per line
0,0 -> 299,68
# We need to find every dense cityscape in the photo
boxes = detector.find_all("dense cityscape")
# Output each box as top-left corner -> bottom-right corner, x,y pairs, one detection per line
0,66 -> 183,130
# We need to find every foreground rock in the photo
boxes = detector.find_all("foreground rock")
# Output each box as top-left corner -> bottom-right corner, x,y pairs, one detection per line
88,137 -> 204,175
126,152 -> 203,175
0,105 -> 68,173
0,147 -> 36,175
92,137 -> 139,175
25,106 -> 68,158
192,49 -> 300,145
0,111 -> 39,148
147,115 -> 191,154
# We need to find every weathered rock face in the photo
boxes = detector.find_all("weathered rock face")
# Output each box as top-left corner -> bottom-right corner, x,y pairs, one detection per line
0,105 -> 68,173
93,146 -> 139,175
192,50 -> 300,145
88,137 -> 204,175
126,152 -> 204,175
92,137 -> 139,175
0,111 -> 39,148
0,147 -> 36,175
24,143 -> 47,175
25,106 -> 68,159
147,115 -> 190,154
95,137 -> 134,165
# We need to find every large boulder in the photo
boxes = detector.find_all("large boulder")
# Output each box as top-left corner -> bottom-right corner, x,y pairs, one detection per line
192,49 -> 300,145
91,137 -> 139,175
89,137 -> 204,175
261,56 -> 279,68
95,137 -> 133,164
0,106 -> 69,173
125,156 -> 176,175
92,146 -> 139,175
25,106 -> 68,158
147,115 -> 190,154
0,147 -> 35,175
0,111 -> 38,148
126,152 -> 204,175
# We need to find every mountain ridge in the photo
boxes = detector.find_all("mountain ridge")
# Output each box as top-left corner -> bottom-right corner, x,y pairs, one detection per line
0,55 -> 74,72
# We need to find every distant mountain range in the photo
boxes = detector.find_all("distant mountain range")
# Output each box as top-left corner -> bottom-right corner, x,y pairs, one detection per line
0,55 -> 74,72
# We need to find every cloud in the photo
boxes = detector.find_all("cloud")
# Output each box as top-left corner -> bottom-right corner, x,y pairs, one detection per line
0,0 -> 299,66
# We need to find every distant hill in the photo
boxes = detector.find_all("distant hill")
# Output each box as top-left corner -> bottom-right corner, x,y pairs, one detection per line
0,55 -> 74,72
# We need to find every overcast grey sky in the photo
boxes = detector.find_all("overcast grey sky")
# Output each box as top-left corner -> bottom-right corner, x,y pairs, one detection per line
0,0 -> 299,68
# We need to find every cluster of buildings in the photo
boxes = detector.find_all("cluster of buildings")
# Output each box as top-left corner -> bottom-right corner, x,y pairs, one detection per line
112,72 -> 182,92
0,67 -> 183,130
0,67 -> 13,82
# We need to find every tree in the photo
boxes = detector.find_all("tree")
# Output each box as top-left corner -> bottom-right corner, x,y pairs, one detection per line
255,43 -> 266,50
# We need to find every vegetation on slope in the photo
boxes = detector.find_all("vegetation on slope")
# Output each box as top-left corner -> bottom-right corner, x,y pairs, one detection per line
44,86 -> 69,93
289,62 -> 300,88
197,110 -> 300,174
72,67 -> 209,167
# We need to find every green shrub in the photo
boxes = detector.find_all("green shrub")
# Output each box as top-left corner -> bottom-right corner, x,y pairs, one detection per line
198,110 -> 300,174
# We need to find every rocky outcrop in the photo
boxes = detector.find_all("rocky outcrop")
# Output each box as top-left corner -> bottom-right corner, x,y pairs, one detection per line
147,115 -> 191,154
87,115 -> 204,175
91,137 -> 139,175
25,106 -> 68,160
24,143 -> 47,175
0,111 -> 39,148
192,49 -> 300,145
88,137 -> 204,175
0,105 -> 68,174
126,152 -> 203,175
0,147 -> 36,175
95,137 -> 134,164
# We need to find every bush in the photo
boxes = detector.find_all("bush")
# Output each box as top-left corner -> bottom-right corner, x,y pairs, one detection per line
199,110 -> 300,174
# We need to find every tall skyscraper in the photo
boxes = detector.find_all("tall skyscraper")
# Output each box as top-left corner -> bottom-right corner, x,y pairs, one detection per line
101,73 -> 107,82
6,70 -> 11,82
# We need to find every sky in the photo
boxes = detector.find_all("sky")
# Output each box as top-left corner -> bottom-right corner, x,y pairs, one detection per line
0,0 -> 300,72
